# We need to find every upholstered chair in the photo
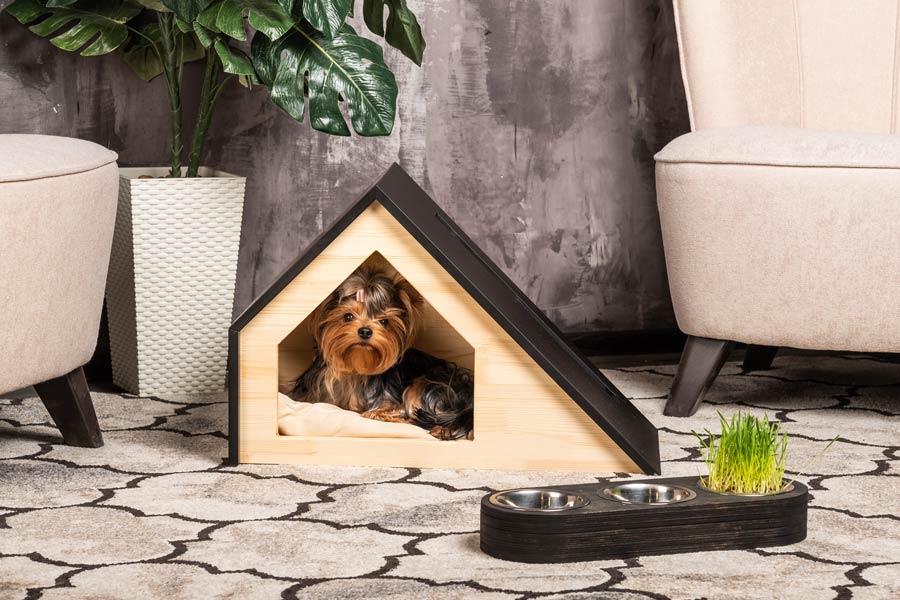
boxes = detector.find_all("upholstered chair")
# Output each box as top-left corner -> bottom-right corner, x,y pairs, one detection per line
0,135 -> 118,445
656,1 -> 900,416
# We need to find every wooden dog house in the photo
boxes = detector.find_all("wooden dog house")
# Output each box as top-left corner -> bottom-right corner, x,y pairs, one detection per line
229,165 -> 660,474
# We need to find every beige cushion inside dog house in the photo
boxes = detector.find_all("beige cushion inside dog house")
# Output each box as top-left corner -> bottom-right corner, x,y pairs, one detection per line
277,394 -> 434,439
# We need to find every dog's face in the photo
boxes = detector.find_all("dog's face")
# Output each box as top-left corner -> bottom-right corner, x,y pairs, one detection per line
315,266 -> 423,376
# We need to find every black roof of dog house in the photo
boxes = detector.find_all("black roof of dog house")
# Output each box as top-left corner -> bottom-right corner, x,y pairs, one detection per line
229,164 -> 660,474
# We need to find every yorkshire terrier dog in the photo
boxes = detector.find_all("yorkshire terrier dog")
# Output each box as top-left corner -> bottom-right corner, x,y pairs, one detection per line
289,265 -> 474,440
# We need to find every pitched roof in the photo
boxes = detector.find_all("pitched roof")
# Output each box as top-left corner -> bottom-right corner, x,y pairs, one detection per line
231,164 -> 660,474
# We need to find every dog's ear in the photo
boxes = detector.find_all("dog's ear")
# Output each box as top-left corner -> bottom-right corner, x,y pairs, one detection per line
393,274 -> 423,348
310,293 -> 339,347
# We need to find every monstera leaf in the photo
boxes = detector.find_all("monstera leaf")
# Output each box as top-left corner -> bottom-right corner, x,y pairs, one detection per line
303,0 -> 351,38
160,0 -> 214,23
132,0 -> 170,9
121,23 -> 205,81
252,23 -> 397,135
6,0 -> 141,56
362,0 -> 424,65
213,40 -> 259,84
196,0 -> 295,41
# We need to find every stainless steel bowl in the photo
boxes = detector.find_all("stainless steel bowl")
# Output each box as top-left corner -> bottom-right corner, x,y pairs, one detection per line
488,489 -> 590,512
601,482 -> 696,505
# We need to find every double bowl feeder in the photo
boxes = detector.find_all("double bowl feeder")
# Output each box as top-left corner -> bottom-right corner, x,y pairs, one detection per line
480,476 -> 808,563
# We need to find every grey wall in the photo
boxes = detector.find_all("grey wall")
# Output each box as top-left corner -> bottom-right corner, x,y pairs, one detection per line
0,0 -> 689,335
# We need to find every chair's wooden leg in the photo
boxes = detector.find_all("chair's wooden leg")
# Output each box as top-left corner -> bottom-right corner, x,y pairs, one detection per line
742,344 -> 778,372
664,336 -> 734,417
33,367 -> 103,447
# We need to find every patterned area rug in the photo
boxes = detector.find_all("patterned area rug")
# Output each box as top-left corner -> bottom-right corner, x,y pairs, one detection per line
1,354 -> 898,599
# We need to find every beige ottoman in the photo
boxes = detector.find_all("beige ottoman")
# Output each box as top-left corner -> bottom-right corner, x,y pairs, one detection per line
0,134 -> 118,446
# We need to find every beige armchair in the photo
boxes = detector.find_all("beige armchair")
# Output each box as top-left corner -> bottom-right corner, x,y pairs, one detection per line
656,1 -> 900,415
0,135 -> 118,445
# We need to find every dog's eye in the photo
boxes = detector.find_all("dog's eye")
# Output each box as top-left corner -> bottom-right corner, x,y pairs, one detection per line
378,319 -> 389,326
343,313 -> 355,322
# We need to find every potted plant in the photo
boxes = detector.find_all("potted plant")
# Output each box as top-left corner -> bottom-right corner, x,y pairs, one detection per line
695,411 -> 836,495
4,0 -> 425,395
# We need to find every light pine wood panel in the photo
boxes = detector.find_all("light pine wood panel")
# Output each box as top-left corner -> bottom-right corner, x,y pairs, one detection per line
238,201 -> 640,472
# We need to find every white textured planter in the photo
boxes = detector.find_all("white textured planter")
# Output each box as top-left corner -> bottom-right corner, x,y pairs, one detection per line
106,167 -> 245,395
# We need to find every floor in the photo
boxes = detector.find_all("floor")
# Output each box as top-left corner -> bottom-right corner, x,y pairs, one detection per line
1,354 -> 898,599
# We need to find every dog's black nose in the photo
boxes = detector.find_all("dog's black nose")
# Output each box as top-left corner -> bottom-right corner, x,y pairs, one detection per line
357,327 -> 373,340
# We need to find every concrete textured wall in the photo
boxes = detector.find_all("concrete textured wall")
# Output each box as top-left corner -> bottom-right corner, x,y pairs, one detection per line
0,0 -> 689,334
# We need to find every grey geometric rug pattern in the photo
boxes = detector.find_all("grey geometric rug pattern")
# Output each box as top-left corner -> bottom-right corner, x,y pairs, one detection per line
1,354 -> 898,599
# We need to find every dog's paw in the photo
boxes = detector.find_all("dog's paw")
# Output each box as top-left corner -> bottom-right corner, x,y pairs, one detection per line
361,408 -> 405,423
429,425 -> 456,440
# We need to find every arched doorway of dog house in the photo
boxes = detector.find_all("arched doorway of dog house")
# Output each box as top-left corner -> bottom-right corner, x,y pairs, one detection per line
277,251 -> 476,441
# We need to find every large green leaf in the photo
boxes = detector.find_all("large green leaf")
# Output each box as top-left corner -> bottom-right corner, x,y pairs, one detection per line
132,0 -> 170,10
303,0 -> 351,38
160,0 -> 213,22
6,0 -> 141,56
197,0 -> 295,41
214,39 -> 259,83
192,18 -> 214,46
362,0 -> 424,65
252,23 -> 397,136
121,23 -> 205,81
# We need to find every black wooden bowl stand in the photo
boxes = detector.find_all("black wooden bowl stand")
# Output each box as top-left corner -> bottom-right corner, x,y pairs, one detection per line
480,476 -> 808,563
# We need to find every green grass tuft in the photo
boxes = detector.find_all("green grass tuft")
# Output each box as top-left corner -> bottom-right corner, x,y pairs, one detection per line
694,412 -> 788,495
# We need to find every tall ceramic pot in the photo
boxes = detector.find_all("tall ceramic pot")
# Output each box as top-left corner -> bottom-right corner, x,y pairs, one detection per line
106,167 -> 244,395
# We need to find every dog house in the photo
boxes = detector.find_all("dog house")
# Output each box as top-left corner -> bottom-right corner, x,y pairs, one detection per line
228,165 -> 660,474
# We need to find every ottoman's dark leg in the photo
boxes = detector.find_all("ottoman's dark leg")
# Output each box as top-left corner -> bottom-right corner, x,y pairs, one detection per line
34,367 -> 103,447
664,336 -> 734,417
742,344 -> 779,372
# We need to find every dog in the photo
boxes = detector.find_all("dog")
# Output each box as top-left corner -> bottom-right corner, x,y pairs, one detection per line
288,265 -> 474,440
